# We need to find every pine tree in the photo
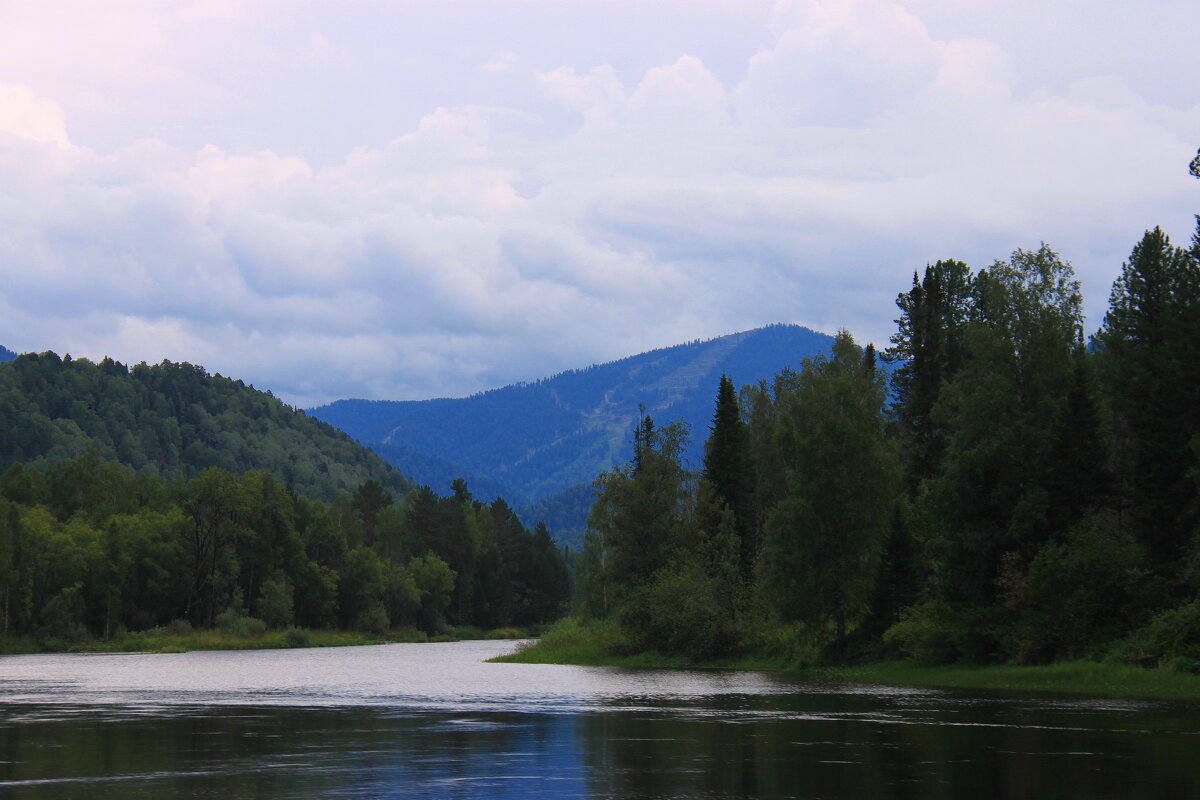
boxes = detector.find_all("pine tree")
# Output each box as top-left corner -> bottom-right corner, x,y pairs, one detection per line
885,259 -> 973,490
701,375 -> 753,578
1098,226 -> 1200,568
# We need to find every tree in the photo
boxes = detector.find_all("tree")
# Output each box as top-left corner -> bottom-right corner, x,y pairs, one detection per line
885,259 -> 974,490
1097,226 -> 1200,569
763,331 -> 899,659
701,375 -> 753,579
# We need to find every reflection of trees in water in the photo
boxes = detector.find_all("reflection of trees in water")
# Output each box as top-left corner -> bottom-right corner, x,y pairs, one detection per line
575,697 -> 1199,799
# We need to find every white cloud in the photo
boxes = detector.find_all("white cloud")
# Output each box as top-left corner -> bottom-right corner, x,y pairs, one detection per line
0,0 -> 1197,407
0,83 -> 70,146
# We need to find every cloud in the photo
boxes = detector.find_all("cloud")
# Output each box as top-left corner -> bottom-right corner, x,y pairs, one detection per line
0,0 -> 1196,407
0,83 -> 70,146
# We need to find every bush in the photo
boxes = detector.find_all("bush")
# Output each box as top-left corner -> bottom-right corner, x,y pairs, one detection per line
283,627 -> 311,648
215,608 -> 268,638
883,601 -> 1009,665
165,619 -> 193,636
257,574 -> 295,630
1113,601 -> 1200,670
1007,512 -> 1145,664
37,584 -> 89,647
354,601 -> 389,634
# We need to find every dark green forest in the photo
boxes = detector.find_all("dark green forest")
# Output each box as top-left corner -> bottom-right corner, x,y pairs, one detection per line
573,215 -> 1200,670
0,356 -> 569,648
0,353 -> 412,501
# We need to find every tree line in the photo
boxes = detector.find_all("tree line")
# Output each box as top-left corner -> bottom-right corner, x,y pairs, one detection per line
0,455 -> 569,647
574,214 -> 1200,669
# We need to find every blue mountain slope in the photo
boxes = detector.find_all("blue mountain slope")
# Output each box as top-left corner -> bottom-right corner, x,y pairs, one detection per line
311,324 -> 836,511
0,346 -> 17,363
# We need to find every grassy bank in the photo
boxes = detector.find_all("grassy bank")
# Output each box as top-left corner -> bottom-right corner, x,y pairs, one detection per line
493,618 -> 1200,701
0,624 -> 536,656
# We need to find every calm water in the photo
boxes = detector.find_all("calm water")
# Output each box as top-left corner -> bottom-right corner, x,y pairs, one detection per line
0,640 -> 1196,799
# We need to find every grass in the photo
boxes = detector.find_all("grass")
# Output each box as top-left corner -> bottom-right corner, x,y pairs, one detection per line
0,625 -> 542,656
828,660 -> 1200,701
493,618 -> 1200,701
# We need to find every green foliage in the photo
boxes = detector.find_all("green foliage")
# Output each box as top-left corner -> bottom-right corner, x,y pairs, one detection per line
0,352 -> 413,502
1114,601 -> 1200,672
763,331 -> 898,657
1005,512 -> 1146,664
1097,226 -> 1200,568
214,607 -> 268,638
283,627 -> 311,648
702,375 -> 753,578
256,574 -> 295,630
0,452 -> 568,647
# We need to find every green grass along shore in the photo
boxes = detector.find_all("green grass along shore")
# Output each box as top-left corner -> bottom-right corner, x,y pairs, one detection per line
0,625 -> 534,656
491,618 -> 1200,701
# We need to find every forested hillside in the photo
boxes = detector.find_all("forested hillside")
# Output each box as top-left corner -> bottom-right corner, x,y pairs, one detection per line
0,353 -> 412,501
0,459 -> 569,646
311,324 -> 835,543
570,216 -> 1200,671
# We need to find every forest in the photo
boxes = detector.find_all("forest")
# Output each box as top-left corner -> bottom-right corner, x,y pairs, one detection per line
571,215 -> 1200,670
0,352 -> 413,501
0,356 -> 570,648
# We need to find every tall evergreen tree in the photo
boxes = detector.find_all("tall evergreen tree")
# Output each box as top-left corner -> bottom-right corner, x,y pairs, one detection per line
885,259 -> 974,490
1097,226 -> 1200,569
701,375 -> 753,578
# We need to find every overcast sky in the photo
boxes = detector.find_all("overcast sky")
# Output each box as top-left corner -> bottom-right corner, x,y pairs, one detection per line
1,0 -> 1197,407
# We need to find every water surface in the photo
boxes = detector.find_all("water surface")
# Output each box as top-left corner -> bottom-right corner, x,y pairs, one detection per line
0,640 -> 1195,798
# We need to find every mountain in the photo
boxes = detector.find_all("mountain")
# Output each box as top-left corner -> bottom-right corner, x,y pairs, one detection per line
311,324 -> 837,542
0,351 -> 413,501
0,346 -> 16,363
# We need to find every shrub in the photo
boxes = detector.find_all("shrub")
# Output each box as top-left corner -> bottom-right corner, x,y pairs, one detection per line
257,574 -> 295,630
283,627 -> 311,648
1113,601 -> 1200,671
215,608 -> 268,638
165,618 -> 194,636
354,602 -> 389,634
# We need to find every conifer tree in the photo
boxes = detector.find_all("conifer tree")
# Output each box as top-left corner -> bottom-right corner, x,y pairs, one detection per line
885,259 -> 973,490
701,375 -> 753,578
1098,226 -> 1200,568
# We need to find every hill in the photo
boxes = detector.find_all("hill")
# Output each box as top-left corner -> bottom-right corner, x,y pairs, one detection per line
310,324 -> 836,542
0,351 -> 413,501
0,345 -> 16,362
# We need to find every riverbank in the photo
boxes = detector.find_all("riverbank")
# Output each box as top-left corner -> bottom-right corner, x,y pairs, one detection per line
492,618 -> 1200,701
0,625 -> 533,655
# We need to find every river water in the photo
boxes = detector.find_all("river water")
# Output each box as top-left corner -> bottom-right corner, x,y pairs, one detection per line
0,640 -> 1195,798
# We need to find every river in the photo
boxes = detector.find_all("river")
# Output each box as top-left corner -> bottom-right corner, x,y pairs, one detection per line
0,640 -> 1195,798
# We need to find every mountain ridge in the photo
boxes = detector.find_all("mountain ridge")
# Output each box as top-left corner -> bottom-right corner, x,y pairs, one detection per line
310,324 -> 838,541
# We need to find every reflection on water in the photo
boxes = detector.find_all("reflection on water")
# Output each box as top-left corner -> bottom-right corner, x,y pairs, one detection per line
0,641 -> 1196,798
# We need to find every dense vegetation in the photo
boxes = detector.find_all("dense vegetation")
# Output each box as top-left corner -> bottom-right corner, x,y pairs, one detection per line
311,324 -> 835,543
0,353 -> 412,501
0,355 -> 569,649
0,458 -> 569,649
566,214 -> 1200,673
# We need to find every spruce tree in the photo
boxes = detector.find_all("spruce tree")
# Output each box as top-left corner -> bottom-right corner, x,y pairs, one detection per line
885,259 -> 973,490
1098,226 -> 1200,569
701,375 -> 753,578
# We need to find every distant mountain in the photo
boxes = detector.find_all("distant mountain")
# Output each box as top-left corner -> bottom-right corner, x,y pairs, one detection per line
0,352 -> 413,501
311,324 -> 836,542
0,346 -> 17,363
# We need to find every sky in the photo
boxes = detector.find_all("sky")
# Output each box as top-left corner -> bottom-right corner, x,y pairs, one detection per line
1,0 -> 1197,407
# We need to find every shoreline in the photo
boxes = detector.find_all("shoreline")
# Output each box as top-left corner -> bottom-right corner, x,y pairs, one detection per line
0,625 -> 535,656
491,621 -> 1200,702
